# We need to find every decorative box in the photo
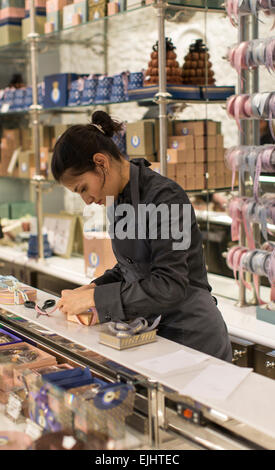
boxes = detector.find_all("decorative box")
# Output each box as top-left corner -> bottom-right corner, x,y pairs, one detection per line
112,128 -> 127,155
107,1 -> 119,14
88,2 -> 106,20
13,87 -> 26,110
74,0 -> 88,21
99,325 -> 157,350
0,342 -> 57,392
81,74 -> 100,105
46,0 -> 69,13
62,2 -> 75,26
0,7 -> 26,19
94,75 -> 113,103
68,76 -> 85,106
0,328 -> 22,347
44,73 -> 78,108
126,120 -> 154,156
68,380 -> 135,440
1,86 -> 16,109
109,72 -> 129,103
46,10 -> 62,30
0,284 -> 37,304
127,71 -> 144,90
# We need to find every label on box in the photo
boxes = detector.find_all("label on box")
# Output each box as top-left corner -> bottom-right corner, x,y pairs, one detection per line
172,140 -> 179,149
131,135 -> 140,148
25,418 -> 43,440
6,393 -> 22,421
89,252 -> 99,267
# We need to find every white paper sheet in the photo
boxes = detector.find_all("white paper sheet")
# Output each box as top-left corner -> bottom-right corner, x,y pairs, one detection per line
180,364 -> 253,402
136,349 -> 208,375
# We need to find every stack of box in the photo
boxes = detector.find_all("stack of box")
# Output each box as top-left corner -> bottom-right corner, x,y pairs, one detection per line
126,119 -> 173,162
0,0 -> 25,46
88,0 -> 106,21
166,120 -> 237,190
22,0 -> 46,39
62,0 -> 87,28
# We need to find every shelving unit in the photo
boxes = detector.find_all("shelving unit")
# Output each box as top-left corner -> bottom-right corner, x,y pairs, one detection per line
0,0 -> 237,264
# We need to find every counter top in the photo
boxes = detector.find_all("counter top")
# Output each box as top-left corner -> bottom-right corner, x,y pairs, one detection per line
0,245 -> 274,348
1,288 -> 275,445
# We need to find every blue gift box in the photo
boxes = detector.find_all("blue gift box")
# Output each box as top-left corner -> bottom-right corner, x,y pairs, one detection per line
110,72 -> 129,103
2,87 -> 16,110
68,77 -> 86,107
13,87 -> 26,110
44,73 -> 78,108
94,75 -> 113,104
127,72 -> 144,90
81,74 -> 100,106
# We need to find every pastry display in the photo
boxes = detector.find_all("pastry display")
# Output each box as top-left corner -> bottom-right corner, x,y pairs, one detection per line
182,39 -> 215,85
144,38 -> 182,86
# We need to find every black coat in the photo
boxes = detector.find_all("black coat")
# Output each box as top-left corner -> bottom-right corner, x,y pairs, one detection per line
94,158 -> 232,362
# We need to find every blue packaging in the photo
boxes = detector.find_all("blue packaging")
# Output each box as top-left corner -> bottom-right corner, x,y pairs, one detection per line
44,73 -> 78,108
13,87 -> 26,110
81,74 -> 100,106
94,75 -> 113,104
68,77 -> 86,107
127,71 -> 144,90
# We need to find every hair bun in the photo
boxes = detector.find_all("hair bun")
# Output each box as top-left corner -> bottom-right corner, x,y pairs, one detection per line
91,111 -> 123,138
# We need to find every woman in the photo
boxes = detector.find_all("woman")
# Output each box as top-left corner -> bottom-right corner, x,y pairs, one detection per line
52,111 -> 232,362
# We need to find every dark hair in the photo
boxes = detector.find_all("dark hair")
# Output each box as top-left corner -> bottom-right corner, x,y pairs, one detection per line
51,110 -> 124,182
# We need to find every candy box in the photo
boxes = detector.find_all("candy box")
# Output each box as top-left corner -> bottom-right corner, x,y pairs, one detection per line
13,363 -> 73,389
71,382 -> 135,440
0,343 -> 57,391
28,367 -> 103,433
0,328 -> 22,347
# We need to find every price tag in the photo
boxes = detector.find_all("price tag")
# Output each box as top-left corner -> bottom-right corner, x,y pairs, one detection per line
1,103 -> 10,113
25,418 -> 43,441
6,392 -> 22,421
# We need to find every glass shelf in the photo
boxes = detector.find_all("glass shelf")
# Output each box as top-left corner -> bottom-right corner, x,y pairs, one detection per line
0,1 -> 225,59
0,97 -> 230,119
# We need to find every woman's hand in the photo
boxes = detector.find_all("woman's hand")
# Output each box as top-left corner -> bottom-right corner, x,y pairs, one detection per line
57,288 -> 96,317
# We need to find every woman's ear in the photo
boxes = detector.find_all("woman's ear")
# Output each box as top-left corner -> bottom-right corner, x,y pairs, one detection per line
93,152 -> 108,170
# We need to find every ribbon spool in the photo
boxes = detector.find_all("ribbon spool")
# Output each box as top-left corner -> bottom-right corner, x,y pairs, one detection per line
108,315 -> 161,338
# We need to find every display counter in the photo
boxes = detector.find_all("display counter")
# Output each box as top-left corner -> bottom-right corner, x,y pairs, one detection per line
0,245 -> 272,349
1,286 -> 275,450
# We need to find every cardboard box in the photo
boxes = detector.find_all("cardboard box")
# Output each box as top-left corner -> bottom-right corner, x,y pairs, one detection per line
0,7 -> 25,19
18,150 -> 34,178
62,2 -> 75,26
126,121 -> 154,156
3,128 -> 20,148
196,175 -> 205,189
22,14 -> 46,39
40,146 -> 49,172
166,148 -> 195,163
216,161 -> 225,176
144,119 -> 173,153
88,0 -> 106,5
216,147 -> 224,161
185,176 -> 196,190
44,73 -> 78,108
83,234 -> 117,279
173,120 -> 220,136
207,173 -> 216,189
194,135 -> 216,149
216,134 -> 224,148
0,23 -> 22,47
168,135 -> 194,151
215,173 -> 225,188
25,0 -> 46,9
194,148 -> 216,162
